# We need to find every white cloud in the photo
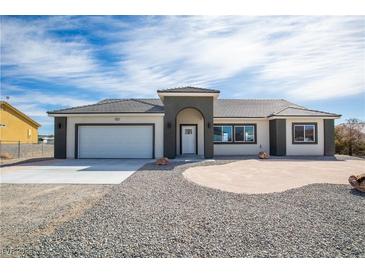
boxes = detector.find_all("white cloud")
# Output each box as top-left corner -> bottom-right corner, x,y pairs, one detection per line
1,17 -> 131,96
9,91 -> 95,109
1,86 -> 96,133
1,20 -> 96,76
111,16 -> 365,100
1,16 -> 364,100
1,84 -> 96,120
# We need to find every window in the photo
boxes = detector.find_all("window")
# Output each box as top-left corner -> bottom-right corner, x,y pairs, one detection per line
214,124 -> 256,143
293,123 -> 316,143
234,125 -> 255,143
213,125 -> 233,142
214,126 -> 222,142
185,129 -> 192,135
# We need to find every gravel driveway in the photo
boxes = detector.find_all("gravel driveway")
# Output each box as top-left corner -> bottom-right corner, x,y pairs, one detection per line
1,160 -> 364,258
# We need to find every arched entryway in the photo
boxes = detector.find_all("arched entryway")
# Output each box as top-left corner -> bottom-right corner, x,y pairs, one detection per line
161,94 -> 215,159
176,108 -> 205,156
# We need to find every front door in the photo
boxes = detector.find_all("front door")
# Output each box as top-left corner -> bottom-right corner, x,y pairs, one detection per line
181,125 -> 197,154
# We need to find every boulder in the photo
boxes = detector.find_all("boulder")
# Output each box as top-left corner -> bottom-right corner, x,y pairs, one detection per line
348,174 -> 365,192
258,151 -> 269,159
155,157 -> 169,165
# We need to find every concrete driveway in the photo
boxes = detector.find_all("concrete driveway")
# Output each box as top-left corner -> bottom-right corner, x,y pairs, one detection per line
0,159 -> 151,184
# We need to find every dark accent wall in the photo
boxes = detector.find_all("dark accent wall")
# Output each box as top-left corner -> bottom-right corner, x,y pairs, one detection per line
269,119 -> 286,156
324,119 -> 335,156
54,117 -> 67,159
163,96 -> 214,158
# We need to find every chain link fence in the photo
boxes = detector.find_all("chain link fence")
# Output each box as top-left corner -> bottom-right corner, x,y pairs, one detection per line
0,141 -> 54,162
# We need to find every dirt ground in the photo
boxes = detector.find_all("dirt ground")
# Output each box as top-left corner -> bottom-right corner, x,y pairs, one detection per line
0,184 -> 113,255
183,158 -> 365,194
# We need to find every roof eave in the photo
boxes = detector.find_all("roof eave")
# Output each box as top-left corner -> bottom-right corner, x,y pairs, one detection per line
48,112 -> 165,117
213,116 -> 267,119
268,115 -> 342,119
157,92 -> 220,101
157,86 -> 220,93
1,101 -> 41,128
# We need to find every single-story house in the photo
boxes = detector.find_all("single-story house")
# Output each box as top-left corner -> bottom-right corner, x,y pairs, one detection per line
1,101 -> 41,144
48,87 -> 341,159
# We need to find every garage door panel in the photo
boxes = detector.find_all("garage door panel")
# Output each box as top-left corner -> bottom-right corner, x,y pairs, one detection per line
78,125 -> 153,159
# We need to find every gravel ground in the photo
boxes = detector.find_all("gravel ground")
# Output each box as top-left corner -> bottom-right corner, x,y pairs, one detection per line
0,184 -> 113,256
1,160 -> 364,258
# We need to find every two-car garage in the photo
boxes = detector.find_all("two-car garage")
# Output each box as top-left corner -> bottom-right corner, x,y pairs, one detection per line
76,124 -> 154,159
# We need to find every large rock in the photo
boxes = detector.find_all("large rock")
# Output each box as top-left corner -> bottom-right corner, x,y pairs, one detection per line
155,157 -> 169,165
348,174 -> 365,192
258,151 -> 269,159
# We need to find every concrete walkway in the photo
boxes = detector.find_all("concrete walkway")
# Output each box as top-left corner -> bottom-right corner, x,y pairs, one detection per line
0,159 -> 151,184
183,158 -> 365,194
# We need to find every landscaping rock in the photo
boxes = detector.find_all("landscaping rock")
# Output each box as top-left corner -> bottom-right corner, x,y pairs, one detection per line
155,157 -> 169,165
258,151 -> 269,159
348,174 -> 365,192
2,160 -> 364,258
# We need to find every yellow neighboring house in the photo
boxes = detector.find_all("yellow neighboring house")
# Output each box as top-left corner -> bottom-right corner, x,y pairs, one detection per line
0,101 -> 41,144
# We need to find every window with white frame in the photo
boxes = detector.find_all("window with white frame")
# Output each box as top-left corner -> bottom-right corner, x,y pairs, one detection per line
293,124 -> 316,143
234,125 -> 255,143
213,125 -> 233,142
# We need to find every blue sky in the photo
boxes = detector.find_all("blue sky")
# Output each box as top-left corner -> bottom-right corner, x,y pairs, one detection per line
1,16 -> 364,135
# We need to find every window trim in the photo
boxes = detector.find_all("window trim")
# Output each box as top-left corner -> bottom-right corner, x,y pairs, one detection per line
213,125 -> 233,143
234,124 -> 256,143
292,122 -> 318,144
214,124 -> 257,144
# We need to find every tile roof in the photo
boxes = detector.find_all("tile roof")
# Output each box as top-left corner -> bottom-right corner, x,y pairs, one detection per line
269,106 -> 341,117
157,86 -> 220,93
48,99 -> 164,114
48,98 -> 340,118
213,99 -> 303,117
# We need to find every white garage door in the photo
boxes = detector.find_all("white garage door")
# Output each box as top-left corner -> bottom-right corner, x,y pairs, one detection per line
78,125 -> 153,159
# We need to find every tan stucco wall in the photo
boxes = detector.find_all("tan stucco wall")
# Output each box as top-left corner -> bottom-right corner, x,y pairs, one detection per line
286,118 -> 324,156
213,118 -> 270,155
66,115 -> 164,158
176,108 -> 204,156
0,105 -> 38,144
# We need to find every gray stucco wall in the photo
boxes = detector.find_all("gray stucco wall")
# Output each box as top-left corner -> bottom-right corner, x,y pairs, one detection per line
269,119 -> 286,156
324,119 -> 335,156
163,96 -> 214,158
54,117 -> 67,159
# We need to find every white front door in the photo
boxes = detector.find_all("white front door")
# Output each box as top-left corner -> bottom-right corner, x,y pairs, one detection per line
181,125 -> 196,154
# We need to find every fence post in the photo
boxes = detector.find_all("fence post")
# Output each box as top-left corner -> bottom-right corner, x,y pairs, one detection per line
18,141 -> 20,159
